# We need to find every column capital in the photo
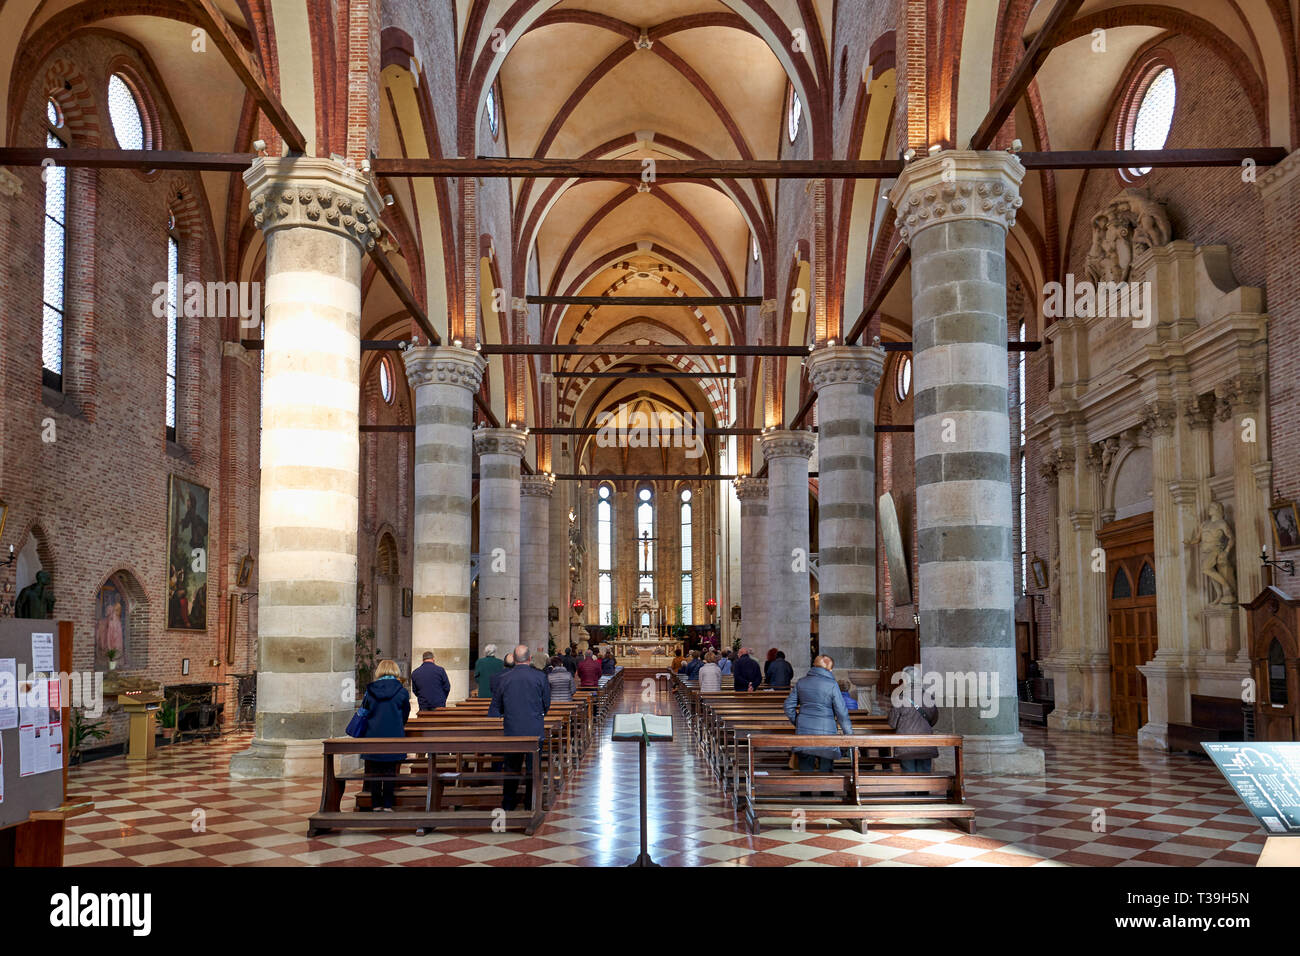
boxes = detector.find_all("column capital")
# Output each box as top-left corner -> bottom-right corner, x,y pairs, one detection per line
888,150 -> 1025,244
1140,399 -> 1177,437
759,298 -> 778,317
805,343 -> 886,392
402,344 -> 486,392
0,167 -> 22,198
521,473 -> 556,497
1257,148 -> 1300,201
733,475 -> 769,500
244,156 -> 384,249
474,426 -> 529,459
758,428 -> 815,461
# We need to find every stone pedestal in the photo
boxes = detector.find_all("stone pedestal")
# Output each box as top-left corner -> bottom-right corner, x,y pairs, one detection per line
734,476 -> 769,650
889,150 -> 1043,775
1202,605 -> 1240,666
475,427 -> 528,664
520,472 -> 555,652
757,431 -> 815,675
231,158 -> 381,779
806,344 -> 886,675
403,345 -> 486,704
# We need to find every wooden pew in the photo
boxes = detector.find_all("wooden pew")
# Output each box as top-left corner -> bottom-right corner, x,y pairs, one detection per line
743,733 -> 975,835
309,736 -> 545,836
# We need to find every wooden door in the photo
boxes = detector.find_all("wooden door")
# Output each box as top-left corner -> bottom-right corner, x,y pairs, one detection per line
1098,514 -> 1158,736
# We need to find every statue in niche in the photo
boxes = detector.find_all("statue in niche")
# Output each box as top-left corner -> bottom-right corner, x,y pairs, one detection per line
1085,189 -> 1172,284
1098,437 -> 1120,485
568,522 -> 584,589
1185,500 -> 1237,606
15,570 -> 55,618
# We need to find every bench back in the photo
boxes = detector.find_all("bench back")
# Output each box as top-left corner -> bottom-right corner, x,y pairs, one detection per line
322,735 -> 541,755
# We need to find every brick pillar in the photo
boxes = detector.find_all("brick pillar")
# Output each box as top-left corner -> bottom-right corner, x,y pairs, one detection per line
401,345 -> 485,703
231,157 -> 382,778
520,472 -> 555,652
475,427 -> 528,663
889,150 -> 1043,774
757,430 -> 815,675
734,476 -> 769,652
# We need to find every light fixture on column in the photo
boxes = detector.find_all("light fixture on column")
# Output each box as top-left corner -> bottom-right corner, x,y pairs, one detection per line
927,144 -> 943,156
902,147 -> 917,163
3,544 -> 14,567
1258,546 -> 1289,574
1009,138 -> 1023,154
252,139 -> 267,155
453,338 -> 463,348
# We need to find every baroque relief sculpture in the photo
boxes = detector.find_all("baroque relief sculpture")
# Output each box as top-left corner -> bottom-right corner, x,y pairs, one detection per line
1186,500 -> 1237,606
1085,188 -> 1172,283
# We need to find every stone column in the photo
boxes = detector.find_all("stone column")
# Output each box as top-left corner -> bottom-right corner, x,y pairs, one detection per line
758,431 -> 815,675
734,476 -> 769,650
401,345 -> 485,704
548,450 -> 571,649
231,157 -> 382,778
475,427 -> 528,661
889,150 -> 1043,774
806,343 -> 886,693
520,472 -> 555,652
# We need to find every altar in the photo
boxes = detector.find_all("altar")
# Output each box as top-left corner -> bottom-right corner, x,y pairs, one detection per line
611,591 -> 681,666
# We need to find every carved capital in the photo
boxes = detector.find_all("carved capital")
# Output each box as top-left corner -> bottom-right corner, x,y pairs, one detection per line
758,429 -> 816,462
805,344 -> 886,392
733,476 -> 769,501
1232,374 -> 1262,412
1184,394 -> 1216,430
402,344 -> 486,393
1036,458 -> 1059,484
244,157 -> 384,250
474,427 -> 529,459
889,150 -> 1025,244
1140,400 -> 1177,437
0,167 -> 22,198
520,473 -> 556,498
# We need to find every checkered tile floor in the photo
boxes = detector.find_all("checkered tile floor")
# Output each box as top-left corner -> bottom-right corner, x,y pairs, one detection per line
63,686 -> 1266,866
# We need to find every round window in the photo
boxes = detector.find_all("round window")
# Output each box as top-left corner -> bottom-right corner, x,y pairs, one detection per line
107,73 -> 147,150
1122,65 -> 1175,178
895,356 -> 912,401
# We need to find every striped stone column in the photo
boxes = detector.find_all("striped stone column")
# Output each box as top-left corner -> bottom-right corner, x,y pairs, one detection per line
402,345 -> 485,704
231,157 -> 382,778
520,472 -> 555,652
806,344 -> 886,679
757,430 -> 815,675
475,427 -> 528,663
889,150 -> 1042,773
734,476 -> 769,651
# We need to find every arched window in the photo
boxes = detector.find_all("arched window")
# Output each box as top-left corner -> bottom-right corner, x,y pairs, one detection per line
1136,562 -> 1156,597
1119,63 -> 1175,179
680,488 -> 693,625
165,218 -> 180,441
378,355 -> 394,404
42,99 -> 68,390
485,84 -> 499,140
1268,639 -> 1288,706
637,486 -> 654,600
1112,568 -> 1132,599
751,232 -> 759,262
107,72 -> 149,150
1018,321 -> 1027,589
787,83 -> 802,143
597,485 -> 613,625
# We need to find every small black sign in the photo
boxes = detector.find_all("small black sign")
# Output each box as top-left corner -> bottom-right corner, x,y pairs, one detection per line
1204,742 -> 1300,836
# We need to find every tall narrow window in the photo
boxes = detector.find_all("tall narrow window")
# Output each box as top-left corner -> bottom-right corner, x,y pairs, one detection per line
165,225 -> 180,441
1018,321 -> 1028,590
597,485 -> 613,625
637,487 -> 654,602
42,101 -> 67,390
680,489 -> 693,625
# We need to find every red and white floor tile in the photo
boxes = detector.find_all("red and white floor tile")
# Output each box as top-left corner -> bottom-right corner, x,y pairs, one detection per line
63,686 -> 1266,867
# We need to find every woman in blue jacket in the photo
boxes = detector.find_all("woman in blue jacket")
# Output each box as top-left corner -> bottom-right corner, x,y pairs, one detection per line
361,659 -> 410,811
783,654 -> 855,771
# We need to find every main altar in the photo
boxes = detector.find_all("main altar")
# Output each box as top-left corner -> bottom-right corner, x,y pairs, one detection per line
607,590 -> 682,666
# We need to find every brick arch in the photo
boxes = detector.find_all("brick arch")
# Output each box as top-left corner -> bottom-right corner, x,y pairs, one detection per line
43,57 -> 100,147
14,520 -> 57,585
92,567 -> 153,670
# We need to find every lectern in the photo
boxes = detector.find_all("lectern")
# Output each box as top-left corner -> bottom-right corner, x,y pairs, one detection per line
612,713 -> 673,867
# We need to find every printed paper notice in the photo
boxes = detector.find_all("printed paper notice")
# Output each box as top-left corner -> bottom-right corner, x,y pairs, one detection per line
0,658 -> 17,730
31,632 -> 54,672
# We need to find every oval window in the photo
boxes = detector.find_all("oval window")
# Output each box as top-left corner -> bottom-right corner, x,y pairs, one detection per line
107,73 -> 147,150
1123,66 -> 1175,178
895,356 -> 912,401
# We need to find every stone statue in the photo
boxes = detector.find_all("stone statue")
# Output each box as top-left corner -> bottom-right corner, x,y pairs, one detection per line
15,570 -> 56,618
1185,500 -> 1237,605
1085,189 -> 1171,284
1099,437 -> 1119,485
568,522 -> 584,588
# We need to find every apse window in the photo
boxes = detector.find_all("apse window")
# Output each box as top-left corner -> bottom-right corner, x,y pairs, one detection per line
107,73 -> 149,150
1121,64 -> 1175,178
895,356 -> 912,401
787,84 -> 802,143
485,84 -> 499,140
42,100 -> 68,391
379,355 -> 394,404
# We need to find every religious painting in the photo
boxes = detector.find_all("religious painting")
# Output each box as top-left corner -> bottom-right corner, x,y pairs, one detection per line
402,588 -> 413,617
166,475 -> 209,630
236,554 -> 254,588
94,574 -> 130,671
1031,556 -> 1048,591
1270,501 -> 1300,553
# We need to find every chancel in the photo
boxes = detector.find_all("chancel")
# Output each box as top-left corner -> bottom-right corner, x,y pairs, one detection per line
2,0 -> 1300,878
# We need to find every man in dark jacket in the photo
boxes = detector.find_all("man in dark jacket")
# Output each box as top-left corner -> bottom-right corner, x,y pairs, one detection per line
576,650 -> 603,688
486,653 -> 514,716
784,654 -> 854,772
561,647 -> 578,674
410,651 -> 451,712
766,650 -> 794,689
732,647 -> 763,692
492,645 -> 551,810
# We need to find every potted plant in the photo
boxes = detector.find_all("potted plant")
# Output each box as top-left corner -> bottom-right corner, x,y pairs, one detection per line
105,648 -> 118,671
69,708 -> 108,766
157,700 -> 178,742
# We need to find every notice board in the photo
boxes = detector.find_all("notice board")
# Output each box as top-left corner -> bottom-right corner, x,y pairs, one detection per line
0,618 -> 65,831
1204,741 -> 1300,836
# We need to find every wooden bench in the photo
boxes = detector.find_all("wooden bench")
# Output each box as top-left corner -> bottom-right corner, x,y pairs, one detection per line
405,714 -> 570,807
308,735 -> 545,836
1168,695 -> 1246,755
743,733 -> 975,835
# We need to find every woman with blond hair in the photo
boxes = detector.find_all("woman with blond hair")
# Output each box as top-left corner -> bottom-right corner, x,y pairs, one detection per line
360,659 -> 410,811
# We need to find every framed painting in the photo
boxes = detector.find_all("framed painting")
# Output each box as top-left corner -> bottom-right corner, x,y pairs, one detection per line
1270,501 -> 1300,553
166,475 -> 209,630
402,588 -> 413,617
1030,556 -> 1048,590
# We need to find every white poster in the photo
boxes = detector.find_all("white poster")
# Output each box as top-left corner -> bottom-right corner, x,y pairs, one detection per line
0,658 -> 16,730
31,632 -> 54,672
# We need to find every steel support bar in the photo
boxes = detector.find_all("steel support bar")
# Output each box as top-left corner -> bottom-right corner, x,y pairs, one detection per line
528,295 -> 761,306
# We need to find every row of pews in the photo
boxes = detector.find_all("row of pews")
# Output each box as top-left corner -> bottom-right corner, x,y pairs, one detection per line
670,672 -> 976,834
308,668 -> 625,837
